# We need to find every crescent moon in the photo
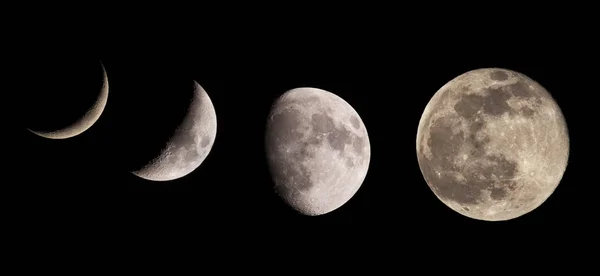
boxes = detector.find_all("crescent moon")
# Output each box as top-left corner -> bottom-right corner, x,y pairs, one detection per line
28,62 -> 109,139
131,81 -> 217,182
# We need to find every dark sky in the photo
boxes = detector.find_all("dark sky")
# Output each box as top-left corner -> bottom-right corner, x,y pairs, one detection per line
7,14 -> 595,236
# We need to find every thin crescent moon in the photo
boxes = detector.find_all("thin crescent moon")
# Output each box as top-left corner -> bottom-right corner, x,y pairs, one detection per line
28,62 -> 109,139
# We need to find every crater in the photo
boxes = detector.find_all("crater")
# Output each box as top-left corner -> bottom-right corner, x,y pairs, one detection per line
490,70 -> 509,81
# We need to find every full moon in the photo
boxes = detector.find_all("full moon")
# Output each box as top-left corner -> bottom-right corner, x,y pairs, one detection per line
132,81 -> 217,182
265,87 -> 371,216
28,61 -> 109,139
416,68 -> 569,221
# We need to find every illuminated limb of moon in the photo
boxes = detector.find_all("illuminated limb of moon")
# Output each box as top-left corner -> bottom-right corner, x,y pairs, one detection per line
29,62 -> 109,139
416,68 -> 569,221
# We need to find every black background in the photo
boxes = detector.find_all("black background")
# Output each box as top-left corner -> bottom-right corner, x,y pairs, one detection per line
7,8 -> 597,240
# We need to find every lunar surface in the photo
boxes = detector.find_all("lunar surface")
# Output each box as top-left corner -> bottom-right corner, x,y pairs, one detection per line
28,62 -> 109,139
416,68 -> 569,221
265,87 -> 371,216
132,81 -> 217,182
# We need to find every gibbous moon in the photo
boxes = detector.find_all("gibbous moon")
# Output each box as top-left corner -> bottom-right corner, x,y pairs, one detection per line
28,62 -> 109,139
132,81 -> 217,182
416,68 -> 569,221
265,87 -> 371,216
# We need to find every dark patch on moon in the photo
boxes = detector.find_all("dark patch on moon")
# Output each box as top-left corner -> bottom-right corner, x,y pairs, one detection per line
490,188 -> 507,200
271,158 -> 314,196
469,135 -> 490,157
311,113 -> 335,133
427,116 -> 464,162
505,81 -> 543,117
353,136 -> 364,154
311,113 -> 353,153
304,135 -> 321,146
422,113 -> 519,205
466,118 -> 489,158
482,87 -> 514,116
454,79 -> 542,120
350,116 -> 360,129
521,106 -> 535,117
452,154 -> 517,204
478,155 -> 518,181
432,173 -> 483,205
490,70 -> 509,81
201,135 -> 211,147
469,119 -> 485,133
346,158 -> 354,168
292,140 -> 317,161
289,165 -> 313,192
327,126 -> 353,152
507,81 -> 534,98
454,94 -> 484,118
268,109 -> 304,144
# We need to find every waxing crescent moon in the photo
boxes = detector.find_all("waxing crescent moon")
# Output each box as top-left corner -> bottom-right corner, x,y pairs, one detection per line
416,68 -> 569,221
131,81 -> 217,182
265,87 -> 371,216
28,62 -> 109,139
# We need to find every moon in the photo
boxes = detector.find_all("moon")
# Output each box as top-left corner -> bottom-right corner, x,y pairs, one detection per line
131,81 -> 217,182
416,68 -> 569,221
265,87 -> 371,216
28,62 -> 109,139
